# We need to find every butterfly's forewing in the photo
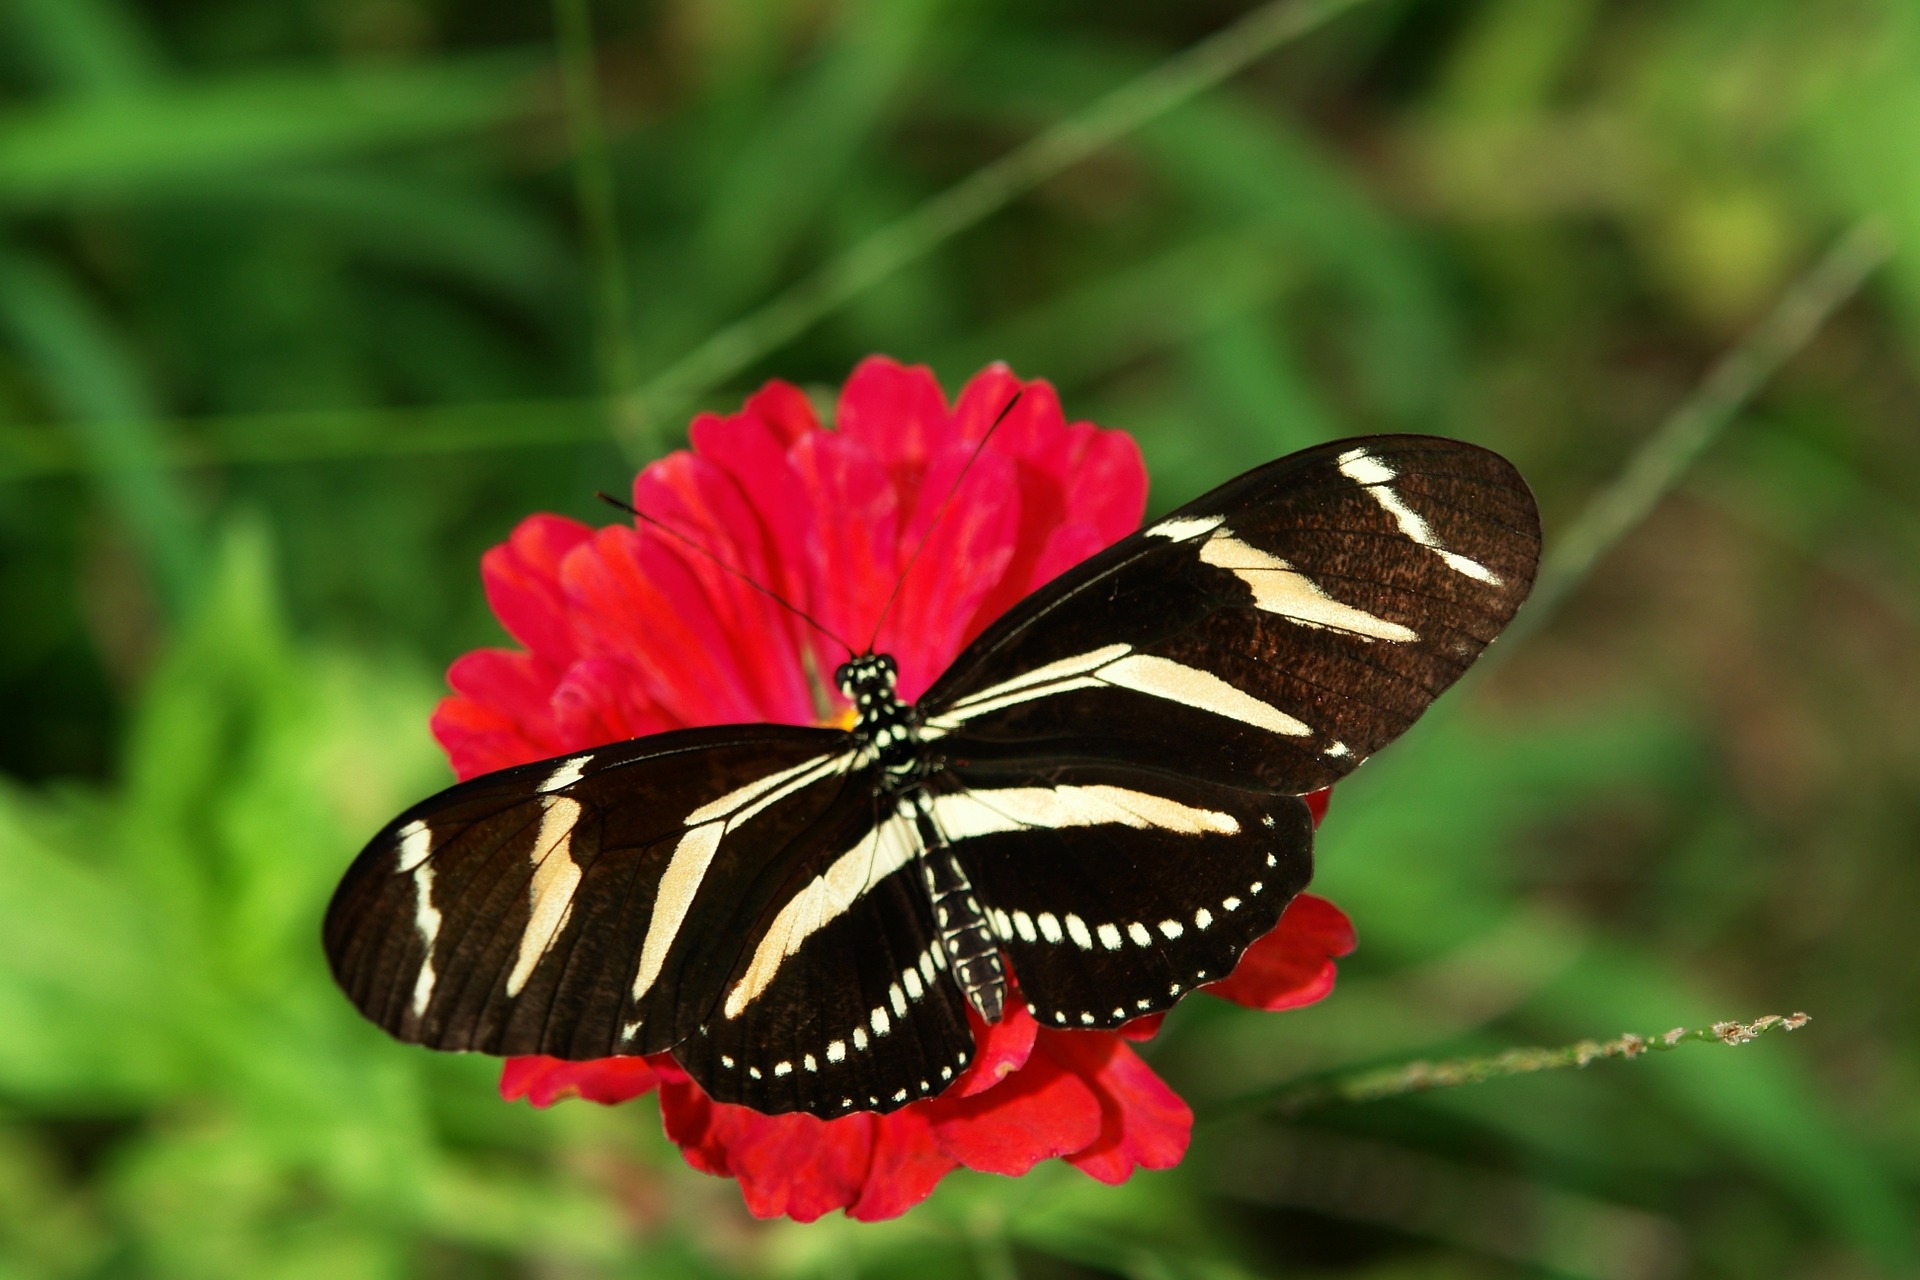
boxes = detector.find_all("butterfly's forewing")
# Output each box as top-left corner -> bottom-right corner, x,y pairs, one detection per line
926,762 -> 1317,1032
324,725 -> 862,1059
922,436 -> 1540,794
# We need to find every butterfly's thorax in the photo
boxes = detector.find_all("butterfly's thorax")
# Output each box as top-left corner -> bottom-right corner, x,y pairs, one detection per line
836,653 -> 1007,1022
836,654 -> 925,785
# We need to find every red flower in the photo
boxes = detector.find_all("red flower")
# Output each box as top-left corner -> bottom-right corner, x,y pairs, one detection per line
437,357 -> 1357,1222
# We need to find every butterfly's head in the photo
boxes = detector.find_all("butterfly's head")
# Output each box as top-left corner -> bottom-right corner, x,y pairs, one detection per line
834,653 -> 900,711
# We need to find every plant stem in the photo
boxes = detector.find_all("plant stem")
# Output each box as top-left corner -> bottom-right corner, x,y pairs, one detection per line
967,1213 -> 1021,1280
1497,219 -> 1893,657
1221,1012 -> 1811,1121
0,240 -> 201,613
612,0 -> 1377,454
551,0 -> 638,427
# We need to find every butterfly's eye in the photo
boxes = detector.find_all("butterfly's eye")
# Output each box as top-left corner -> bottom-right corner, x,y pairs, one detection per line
877,655 -> 898,680
833,661 -> 858,697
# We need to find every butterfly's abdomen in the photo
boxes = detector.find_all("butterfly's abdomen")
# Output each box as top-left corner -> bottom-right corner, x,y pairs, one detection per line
912,791 -> 1007,1023
839,652 -> 1007,1022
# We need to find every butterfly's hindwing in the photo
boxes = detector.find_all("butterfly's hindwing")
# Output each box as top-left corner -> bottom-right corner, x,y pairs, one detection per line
922,436 -> 1540,794
925,763 -> 1316,1031
676,802 -> 977,1114
323,726 -> 862,1058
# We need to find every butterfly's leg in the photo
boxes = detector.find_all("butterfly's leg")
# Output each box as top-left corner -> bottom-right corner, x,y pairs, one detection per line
910,789 -> 1006,1023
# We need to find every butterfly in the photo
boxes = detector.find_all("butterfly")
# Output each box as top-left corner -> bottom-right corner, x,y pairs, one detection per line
325,434 -> 1540,1118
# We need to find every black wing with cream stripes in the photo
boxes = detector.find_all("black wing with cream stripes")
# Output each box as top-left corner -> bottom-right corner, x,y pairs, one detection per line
930,763 -> 1317,1034
325,434 -> 1539,1119
326,725 -> 865,1058
678,826 -> 980,1115
922,436 -> 1540,794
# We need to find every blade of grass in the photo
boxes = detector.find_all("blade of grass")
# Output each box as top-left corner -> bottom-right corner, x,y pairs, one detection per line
0,56 -> 540,210
0,398 -> 612,480
611,0 -> 1378,454
5,0 -> 163,94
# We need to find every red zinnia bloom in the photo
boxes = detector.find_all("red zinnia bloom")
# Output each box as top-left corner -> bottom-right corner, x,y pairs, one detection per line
434,357 -> 1357,1222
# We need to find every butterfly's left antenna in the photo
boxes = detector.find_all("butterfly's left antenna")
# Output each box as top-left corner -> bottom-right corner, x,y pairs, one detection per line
862,391 -> 1023,654
594,491 -> 857,657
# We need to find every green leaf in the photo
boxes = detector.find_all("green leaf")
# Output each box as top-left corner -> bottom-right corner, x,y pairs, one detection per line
0,55 -> 542,210
0,780 -> 187,1103
2,0 -> 163,96
692,0 -> 952,305
0,238 -> 201,611
951,34 -> 1458,428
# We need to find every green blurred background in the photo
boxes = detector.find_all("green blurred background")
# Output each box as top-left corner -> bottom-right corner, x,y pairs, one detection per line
3,0 -> 1919,1275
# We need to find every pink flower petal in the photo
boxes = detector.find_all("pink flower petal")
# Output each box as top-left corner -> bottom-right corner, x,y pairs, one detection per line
433,650 -> 566,781
882,442 -> 1019,699
1043,1032 -> 1192,1184
1058,423 -> 1149,546
952,1001 -> 1040,1098
657,1078 -> 877,1223
687,391 -> 841,692
1205,893 -> 1356,1013
945,370 -> 1147,634
741,379 -> 820,447
835,356 -> 953,501
926,1049 -> 1104,1176
686,391 -> 815,560
949,362 -> 1061,461
551,656 -> 670,745
482,515 -> 594,663
1021,521 -> 1108,597
849,1109 -> 960,1222
636,450 -> 828,719
788,429 -> 901,661
501,1055 -> 663,1108
562,526 -> 765,729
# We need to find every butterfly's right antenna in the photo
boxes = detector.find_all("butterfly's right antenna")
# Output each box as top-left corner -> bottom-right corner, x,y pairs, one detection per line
594,492 -> 857,658
862,391 -> 1023,654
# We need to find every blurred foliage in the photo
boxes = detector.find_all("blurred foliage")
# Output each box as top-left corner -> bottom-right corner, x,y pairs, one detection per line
1,0 -> 1918,1275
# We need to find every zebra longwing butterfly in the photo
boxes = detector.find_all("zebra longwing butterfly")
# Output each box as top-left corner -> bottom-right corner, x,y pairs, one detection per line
325,435 -> 1540,1118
